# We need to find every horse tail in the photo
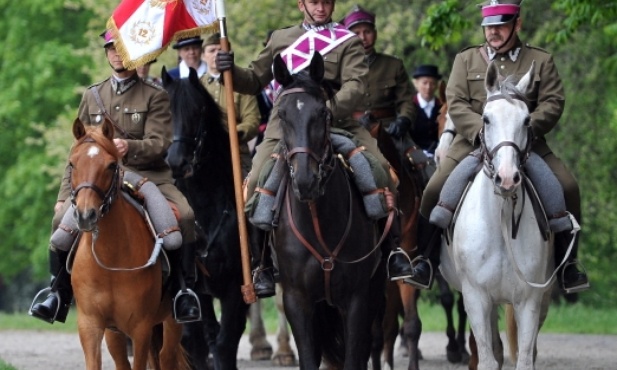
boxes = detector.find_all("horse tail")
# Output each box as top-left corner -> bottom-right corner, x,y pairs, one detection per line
314,302 -> 345,369
148,323 -> 191,370
505,303 -> 518,363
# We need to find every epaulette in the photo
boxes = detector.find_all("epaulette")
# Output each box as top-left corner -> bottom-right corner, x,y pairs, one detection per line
524,43 -> 550,54
143,78 -> 164,90
87,77 -> 110,89
459,44 -> 483,53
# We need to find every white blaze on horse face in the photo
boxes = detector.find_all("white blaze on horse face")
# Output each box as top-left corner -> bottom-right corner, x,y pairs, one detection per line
296,99 -> 305,111
87,145 -> 100,158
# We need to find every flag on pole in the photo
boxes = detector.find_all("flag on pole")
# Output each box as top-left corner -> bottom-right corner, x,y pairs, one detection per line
107,0 -> 220,69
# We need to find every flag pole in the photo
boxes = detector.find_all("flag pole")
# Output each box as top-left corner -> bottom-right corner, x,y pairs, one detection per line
216,0 -> 257,304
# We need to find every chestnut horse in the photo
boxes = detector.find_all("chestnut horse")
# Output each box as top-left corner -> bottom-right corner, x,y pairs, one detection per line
69,118 -> 188,370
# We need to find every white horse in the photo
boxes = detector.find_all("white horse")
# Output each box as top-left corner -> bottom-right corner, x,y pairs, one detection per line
440,61 -> 562,370
435,114 -> 455,168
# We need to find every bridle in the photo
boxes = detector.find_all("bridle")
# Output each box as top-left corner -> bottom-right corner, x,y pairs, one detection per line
278,87 -> 335,193
171,105 -> 208,172
480,93 -> 533,181
70,139 -> 121,219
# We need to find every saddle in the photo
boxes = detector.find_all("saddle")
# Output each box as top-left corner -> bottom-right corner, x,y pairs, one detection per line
246,128 -> 393,230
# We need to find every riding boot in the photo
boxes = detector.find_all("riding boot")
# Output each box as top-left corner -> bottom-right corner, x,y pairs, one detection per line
385,214 -> 414,281
249,227 -> 275,299
405,215 -> 442,290
554,231 -> 589,294
168,247 -> 201,323
30,248 -> 73,323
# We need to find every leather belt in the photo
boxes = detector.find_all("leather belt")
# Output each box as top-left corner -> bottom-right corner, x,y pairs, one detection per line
352,108 -> 396,121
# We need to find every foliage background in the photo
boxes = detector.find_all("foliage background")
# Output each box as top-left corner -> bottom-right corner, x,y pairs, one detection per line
0,0 -> 614,310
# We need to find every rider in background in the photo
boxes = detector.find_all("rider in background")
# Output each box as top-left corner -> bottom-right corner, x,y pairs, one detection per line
215,0 -> 414,298
29,30 -> 201,324
410,65 -> 443,155
166,36 -> 208,80
200,32 -> 260,175
406,0 -> 589,294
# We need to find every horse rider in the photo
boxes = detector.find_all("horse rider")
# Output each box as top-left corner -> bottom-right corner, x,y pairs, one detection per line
200,32 -> 261,176
215,0 -> 415,298
29,30 -> 201,324
407,0 -> 590,294
166,36 -> 208,80
410,64 -> 443,156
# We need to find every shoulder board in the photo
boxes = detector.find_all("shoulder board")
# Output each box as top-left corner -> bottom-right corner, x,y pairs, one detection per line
459,44 -> 482,53
524,43 -> 549,54
143,78 -> 164,90
87,77 -> 110,89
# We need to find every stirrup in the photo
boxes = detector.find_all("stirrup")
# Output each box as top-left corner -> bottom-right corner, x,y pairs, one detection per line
560,260 -> 590,294
29,288 -> 61,324
387,248 -> 413,281
173,288 -> 202,323
403,256 -> 435,290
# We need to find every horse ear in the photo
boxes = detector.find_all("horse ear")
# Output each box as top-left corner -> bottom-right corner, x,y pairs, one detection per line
72,118 -> 87,140
101,118 -> 115,141
273,53 -> 293,87
516,60 -> 536,96
161,66 -> 173,88
308,52 -> 324,83
188,67 -> 200,85
485,61 -> 500,94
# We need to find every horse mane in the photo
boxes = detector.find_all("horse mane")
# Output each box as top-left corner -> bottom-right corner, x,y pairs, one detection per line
75,128 -> 121,160
497,75 -> 530,107
283,70 -> 337,108
167,76 -> 222,129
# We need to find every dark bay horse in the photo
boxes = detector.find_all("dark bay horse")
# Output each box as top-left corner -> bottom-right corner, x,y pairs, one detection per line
363,112 -> 422,370
69,118 -> 188,370
272,52 -> 386,370
162,67 -> 249,370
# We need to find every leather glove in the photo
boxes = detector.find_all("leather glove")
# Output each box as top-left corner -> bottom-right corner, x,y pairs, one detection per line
216,50 -> 234,72
386,116 -> 412,139
357,113 -> 374,130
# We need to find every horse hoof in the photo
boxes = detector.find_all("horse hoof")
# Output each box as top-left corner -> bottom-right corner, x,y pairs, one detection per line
446,349 -> 462,363
272,353 -> 297,367
250,348 -> 273,361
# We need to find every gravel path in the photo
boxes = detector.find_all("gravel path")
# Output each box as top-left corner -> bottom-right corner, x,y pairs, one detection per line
1,330 -> 616,369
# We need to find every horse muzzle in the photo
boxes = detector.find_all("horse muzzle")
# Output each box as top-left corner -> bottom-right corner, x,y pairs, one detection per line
73,206 -> 100,232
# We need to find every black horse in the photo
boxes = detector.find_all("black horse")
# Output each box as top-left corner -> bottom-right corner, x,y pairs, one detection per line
271,52 -> 386,370
162,67 -> 249,370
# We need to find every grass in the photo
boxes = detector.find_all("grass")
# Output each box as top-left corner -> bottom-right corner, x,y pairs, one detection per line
1,300 -> 615,336
0,361 -> 17,370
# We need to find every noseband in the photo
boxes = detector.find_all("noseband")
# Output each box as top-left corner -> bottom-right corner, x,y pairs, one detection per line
480,93 -> 533,179
278,87 -> 334,191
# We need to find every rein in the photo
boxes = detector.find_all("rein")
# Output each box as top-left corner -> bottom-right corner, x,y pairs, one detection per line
172,106 -> 208,171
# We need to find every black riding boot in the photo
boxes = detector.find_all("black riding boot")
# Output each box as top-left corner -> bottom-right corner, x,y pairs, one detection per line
555,231 -> 589,294
386,214 -> 414,281
168,245 -> 201,323
249,227 -> 275,299
30,249 -> 73,323
405,215 -> 442,290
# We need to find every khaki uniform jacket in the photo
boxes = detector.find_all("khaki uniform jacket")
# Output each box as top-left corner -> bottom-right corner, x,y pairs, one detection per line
58,75 -> 173,201
230,24 -> 368,131
356,53 -> 416,123
201,74 -> 260,173
446,41 -> 565,161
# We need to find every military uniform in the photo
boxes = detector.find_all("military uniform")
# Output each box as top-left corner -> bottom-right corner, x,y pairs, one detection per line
200,74 -> 260,175
421,41 -> 580,222
228,24 -> 393,196
55,74 -> 196,243
353,53 -> 416,130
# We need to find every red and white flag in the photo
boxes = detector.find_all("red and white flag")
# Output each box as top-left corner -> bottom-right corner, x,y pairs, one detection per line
107,0 -> 219,69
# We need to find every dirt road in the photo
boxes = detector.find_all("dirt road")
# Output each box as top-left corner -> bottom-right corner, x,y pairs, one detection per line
1,330 -> 615,369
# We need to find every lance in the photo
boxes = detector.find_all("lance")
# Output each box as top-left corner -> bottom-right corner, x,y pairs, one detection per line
216,0 -> 256,304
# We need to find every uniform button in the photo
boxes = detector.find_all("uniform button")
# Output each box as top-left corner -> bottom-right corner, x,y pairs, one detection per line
500,57 -> 506,61
476,74 -> 481,78
500,65 -> 505,69
115,106 -> 120,111
124,108 -> 128,112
